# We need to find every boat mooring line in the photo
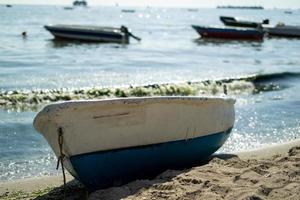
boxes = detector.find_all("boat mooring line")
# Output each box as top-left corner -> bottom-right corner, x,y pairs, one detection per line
56,127 -> 67,199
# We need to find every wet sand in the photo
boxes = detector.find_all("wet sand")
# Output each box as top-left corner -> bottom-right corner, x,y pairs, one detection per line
1,139 -> 299,200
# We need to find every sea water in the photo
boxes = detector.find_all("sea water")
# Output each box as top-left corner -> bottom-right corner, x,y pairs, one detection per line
0,5 -> 300,180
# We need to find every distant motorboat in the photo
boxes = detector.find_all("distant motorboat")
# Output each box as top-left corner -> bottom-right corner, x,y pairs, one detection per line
121,9 -> 135,13
284,10 -> 293,14
34,96 -> 235,190
220,16 -> 269,28
6,4 -> 12,8
44,24 -> 141,44
191,25 -> 264,40
187,8 -> 199,12
73,0 -> 87,7
63,6 -> 73,10
264,24 -> 300,38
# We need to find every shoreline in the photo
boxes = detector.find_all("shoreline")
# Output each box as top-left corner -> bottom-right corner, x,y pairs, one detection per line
1,138 -> 300,199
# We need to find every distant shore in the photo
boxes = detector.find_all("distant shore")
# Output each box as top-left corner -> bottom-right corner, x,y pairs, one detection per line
217,5 -> 264,10
1,138 -> 299,199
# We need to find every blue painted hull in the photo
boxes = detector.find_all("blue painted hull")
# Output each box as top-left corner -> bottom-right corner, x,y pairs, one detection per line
69,127 -> 232,191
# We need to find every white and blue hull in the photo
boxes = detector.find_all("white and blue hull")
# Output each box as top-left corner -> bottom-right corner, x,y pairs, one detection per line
34,97 -> 235,190
70,127 -> 232,190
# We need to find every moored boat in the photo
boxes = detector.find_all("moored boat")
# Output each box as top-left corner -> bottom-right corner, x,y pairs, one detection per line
73,0 -> 87,7
63,7 -> 73,10
33,96 -> 235,190
187,8 -> 199,12
264,24 -> 300,38
191,25 -> 264,40
220,16 -> 269,28
121,9 -> 136,13
44,24 -> 141,44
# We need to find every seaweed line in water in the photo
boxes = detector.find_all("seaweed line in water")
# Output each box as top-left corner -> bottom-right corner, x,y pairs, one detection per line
0,72 -> 294,111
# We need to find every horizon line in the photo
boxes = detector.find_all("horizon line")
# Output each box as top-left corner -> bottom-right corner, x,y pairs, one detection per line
0,2 -> 299,9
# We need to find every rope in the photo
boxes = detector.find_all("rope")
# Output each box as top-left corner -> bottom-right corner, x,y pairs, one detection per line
56,127 -> 67,199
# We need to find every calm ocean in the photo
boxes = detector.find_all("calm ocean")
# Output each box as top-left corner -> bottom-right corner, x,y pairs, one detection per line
0,5 -> 300,181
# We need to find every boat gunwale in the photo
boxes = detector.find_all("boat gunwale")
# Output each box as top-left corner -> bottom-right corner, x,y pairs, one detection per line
191,25 -> 262,33
44,25 -> 123,34
39,96 -> 236,110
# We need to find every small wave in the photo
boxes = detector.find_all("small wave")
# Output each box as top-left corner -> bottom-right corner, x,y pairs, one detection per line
223,71 -> 300,94
235,71 -> 300,83
252,72 -> 300,82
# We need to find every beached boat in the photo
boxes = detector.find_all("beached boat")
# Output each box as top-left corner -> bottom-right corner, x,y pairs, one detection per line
191,25 -> 264,40
34,96 -> 235,190
264,24 -> 300,38
220,16 -> 269,28
44,25 -> 141,44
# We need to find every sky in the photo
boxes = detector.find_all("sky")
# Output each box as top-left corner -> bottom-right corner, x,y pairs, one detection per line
1,0 -> 300,9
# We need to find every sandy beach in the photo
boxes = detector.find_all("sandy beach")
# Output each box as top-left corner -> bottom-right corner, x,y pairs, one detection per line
0,139 -> 299,200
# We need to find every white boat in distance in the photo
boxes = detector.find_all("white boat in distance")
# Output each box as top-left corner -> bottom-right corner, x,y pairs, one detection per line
44,24 -> 141,43
34,96 -> 235,190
